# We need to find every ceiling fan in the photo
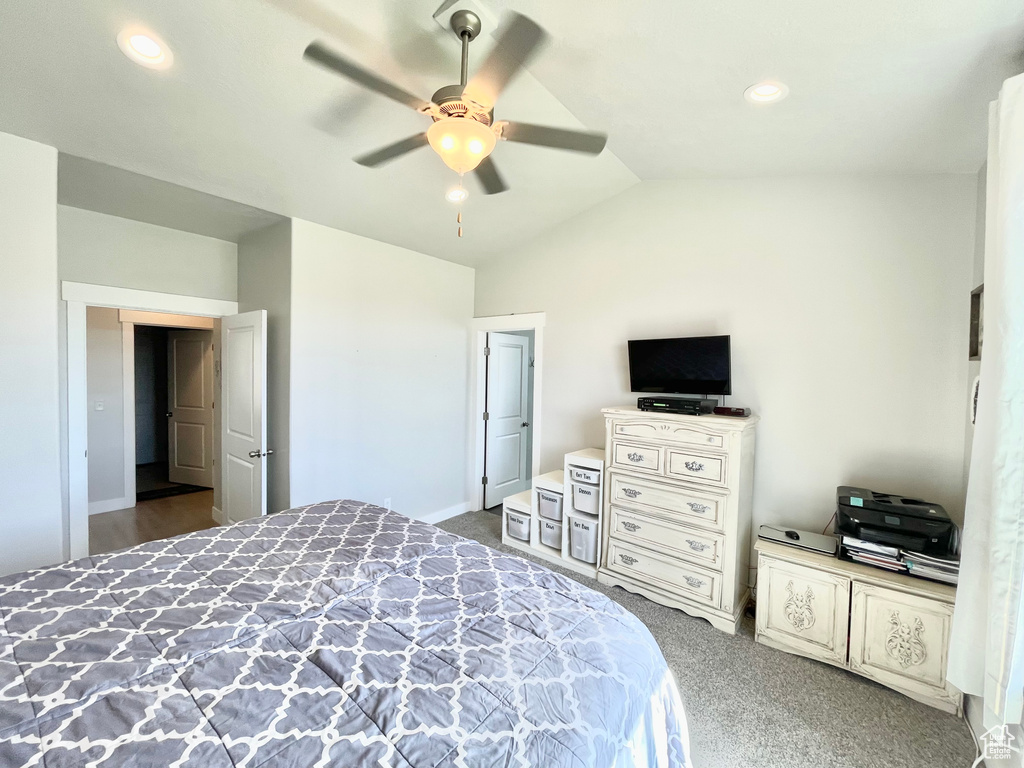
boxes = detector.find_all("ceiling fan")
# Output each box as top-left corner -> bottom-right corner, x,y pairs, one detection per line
303,10 -> 607,195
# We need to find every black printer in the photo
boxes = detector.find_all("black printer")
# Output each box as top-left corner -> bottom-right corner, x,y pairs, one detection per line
836,486 -> 958,557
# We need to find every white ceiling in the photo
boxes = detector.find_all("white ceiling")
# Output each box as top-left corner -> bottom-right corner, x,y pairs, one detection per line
1,1 -> 1021,265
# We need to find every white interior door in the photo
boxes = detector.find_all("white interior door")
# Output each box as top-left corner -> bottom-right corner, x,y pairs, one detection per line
484,332 -> 531,508
166,329 -> 214,487
221,310 -> 268,524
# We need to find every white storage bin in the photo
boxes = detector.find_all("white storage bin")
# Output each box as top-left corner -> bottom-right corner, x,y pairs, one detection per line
569,465 -> 601,485
537,490 -> 563,521
506,511 -> 531,541
540,519 -> 562,549
572,482 -> 600,516
570,517 -> 599,564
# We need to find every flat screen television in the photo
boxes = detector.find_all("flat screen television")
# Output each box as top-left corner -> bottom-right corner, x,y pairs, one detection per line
627,335 -> 732,395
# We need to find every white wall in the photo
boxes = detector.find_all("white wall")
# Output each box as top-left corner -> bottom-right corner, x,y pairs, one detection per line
238,220 -> 292,514
0,132 -> 63,575
86,307 -> 126,509
288,219 -> 475,519
476,176 -> 977,545
58,206 -> 238,299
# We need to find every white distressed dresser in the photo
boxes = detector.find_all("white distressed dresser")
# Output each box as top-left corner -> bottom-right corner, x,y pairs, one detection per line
755,539 -> 961,714
597,406 -> 758,634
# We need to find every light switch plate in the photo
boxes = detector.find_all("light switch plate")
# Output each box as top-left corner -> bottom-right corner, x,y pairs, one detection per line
95,400 -> 104,411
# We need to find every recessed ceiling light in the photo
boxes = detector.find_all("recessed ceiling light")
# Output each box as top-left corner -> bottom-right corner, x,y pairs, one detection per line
744,81 -> 788,104
117,28 -> 173,69
446,187 -> 468,203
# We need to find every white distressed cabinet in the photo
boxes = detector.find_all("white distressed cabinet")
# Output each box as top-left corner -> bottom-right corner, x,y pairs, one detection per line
755,539 -> 962,715
598,407 -> 758,634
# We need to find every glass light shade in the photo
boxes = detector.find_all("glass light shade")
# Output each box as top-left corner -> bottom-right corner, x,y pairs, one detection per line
426,118 -> 497,174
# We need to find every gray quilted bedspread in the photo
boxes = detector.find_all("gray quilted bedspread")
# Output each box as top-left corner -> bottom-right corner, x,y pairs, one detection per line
0,501 -> 689,767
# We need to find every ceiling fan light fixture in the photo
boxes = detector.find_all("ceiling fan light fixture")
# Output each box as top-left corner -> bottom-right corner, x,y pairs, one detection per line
427,117 -> 496,174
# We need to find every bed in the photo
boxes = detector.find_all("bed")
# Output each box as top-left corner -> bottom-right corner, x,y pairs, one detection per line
0,500 -> 690,767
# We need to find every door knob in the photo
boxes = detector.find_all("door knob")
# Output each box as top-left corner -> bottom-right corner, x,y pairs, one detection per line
249,450 -> 261,458
248,449 -> 275,459
265,449 -> 274,457
166,412 -> 173,418
522,422 -> 530,427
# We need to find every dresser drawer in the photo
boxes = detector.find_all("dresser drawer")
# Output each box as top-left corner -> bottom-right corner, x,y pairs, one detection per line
612,419 -> 728,451
606,539 -> 721,607
608,473 -> 725,531
611,441 -> 663,474
609,506 -> 724,570
666,449 -> 727,487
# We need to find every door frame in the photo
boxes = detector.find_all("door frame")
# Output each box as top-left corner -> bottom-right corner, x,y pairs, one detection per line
63,281 -> 237,560
468,312 -> 545,512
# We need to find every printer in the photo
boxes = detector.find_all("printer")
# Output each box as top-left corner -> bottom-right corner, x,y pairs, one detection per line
835,486 -> 958,557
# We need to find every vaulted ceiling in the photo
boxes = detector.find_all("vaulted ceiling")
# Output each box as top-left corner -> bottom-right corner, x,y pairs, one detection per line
0,0 -> 1021,264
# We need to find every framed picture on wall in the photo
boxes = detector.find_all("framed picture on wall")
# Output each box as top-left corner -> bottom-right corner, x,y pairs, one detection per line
969,284 -> 984,361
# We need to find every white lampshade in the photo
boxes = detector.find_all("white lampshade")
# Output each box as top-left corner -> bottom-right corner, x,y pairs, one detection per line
426,117 -> 497,174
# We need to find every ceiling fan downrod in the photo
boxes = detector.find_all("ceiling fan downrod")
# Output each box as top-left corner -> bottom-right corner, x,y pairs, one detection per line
450,10 -> 481,87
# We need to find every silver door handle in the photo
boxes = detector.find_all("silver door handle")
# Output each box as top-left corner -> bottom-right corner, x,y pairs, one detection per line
249,450 -> 261,458
248,449 -> 275,459
166,412 -> 173,418
522,422 -> 530,427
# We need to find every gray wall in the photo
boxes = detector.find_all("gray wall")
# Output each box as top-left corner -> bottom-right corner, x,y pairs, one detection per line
0,132 -> 63,575
237,220 -> 292,514
134,325 -> 168,465
476,175 -> 978,540
288,219 -> 475,519
85,307 -> 125,505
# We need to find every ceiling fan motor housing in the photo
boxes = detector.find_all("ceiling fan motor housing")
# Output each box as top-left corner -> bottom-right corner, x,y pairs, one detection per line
430,84 -> 493,125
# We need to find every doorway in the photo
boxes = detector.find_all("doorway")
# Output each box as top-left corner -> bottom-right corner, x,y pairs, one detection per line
134,324 -> 213,502
65,282 -> 269,561
469,313 -> 545,512
84,309 -> 218,555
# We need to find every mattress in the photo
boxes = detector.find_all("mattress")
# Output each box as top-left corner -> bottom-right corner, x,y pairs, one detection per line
0,500 -> 690,767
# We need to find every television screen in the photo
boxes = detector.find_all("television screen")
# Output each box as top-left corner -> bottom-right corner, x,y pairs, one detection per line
628,335 -> 731,395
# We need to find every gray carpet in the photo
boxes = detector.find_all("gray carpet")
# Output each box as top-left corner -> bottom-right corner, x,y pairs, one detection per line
437,509 -> 977,768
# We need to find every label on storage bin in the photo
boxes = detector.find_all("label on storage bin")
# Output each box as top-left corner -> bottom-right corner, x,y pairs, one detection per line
577,486 -> 594,497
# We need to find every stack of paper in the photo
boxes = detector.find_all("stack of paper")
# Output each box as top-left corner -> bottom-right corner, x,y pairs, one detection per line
903,552 -> 959,585
841,536 -> 907,572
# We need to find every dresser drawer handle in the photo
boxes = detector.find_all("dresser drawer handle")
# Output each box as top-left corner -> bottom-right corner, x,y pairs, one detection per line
686,539 -> 711,553
626,452 -> 645,463
683,460 -> 705,473
682,575 -> 705,589
686,502 -> 710,514
621,521 -> 641,533
619,553 -> 639,566
622,488 -> 642,499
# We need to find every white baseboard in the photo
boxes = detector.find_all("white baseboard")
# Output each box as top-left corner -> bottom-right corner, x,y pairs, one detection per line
89,497 -> 133,516
211,506 -> 225,525
418,501 -> 472,525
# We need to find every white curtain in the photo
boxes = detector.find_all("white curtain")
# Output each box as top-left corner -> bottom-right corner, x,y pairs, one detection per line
948,71 -> 1024,729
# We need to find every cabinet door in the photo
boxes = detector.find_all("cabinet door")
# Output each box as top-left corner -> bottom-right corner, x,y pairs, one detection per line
849,583 -> 961,713
755,555 -> 850,667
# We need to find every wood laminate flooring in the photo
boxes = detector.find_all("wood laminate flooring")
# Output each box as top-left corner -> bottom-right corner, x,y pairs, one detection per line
88,490 -> 217,555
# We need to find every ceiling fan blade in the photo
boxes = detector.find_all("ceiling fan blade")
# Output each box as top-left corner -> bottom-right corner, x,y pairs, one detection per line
353,133 -> 429,167
474,156 -> 509,195
304,41 -> 431,113
462,13 -> 548,108
499,121 -> 607,154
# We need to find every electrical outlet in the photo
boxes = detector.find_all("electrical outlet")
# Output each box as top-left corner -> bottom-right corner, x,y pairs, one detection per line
383,498 -> 392,511
94,400 -> 104,411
